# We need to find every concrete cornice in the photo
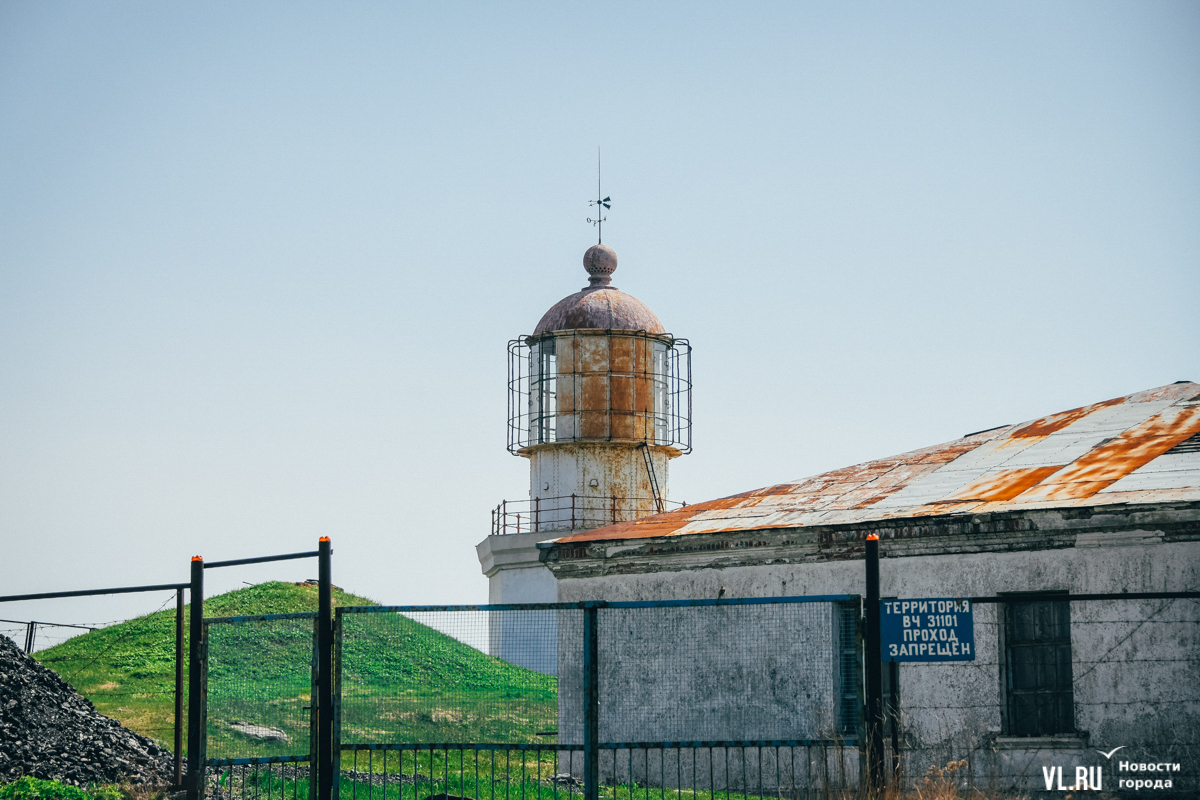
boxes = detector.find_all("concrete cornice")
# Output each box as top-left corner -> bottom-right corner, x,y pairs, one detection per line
540,501 -> 1200,580
476,531 -> 568,578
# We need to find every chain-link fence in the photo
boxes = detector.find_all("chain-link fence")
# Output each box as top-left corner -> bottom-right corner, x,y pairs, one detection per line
336,607 -> 574,800
557,601 -> 856,745
202,613 -> 318,800
205,613 -> 317,762
339,608 -> 562,747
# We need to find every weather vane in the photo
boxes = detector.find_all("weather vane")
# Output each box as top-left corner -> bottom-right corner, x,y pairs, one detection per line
586,147 -> 610,243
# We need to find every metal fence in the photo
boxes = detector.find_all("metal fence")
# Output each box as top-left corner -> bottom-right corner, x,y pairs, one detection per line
0,545 -> 327,799
490,496 -> 688,536
198,596 -> 862,800
333,597 -> 862,800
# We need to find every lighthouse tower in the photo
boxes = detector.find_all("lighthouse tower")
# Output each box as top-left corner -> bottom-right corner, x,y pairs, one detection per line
476,242 -> 692,611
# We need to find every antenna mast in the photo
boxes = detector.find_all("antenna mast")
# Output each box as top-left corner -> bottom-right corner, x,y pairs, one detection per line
587,147 -> 610,243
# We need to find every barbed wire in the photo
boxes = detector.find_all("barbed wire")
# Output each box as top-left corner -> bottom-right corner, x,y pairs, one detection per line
1070,597 -> 1182,685
36,592 -> 177,684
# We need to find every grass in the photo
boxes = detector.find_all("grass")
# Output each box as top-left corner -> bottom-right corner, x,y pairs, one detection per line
338,611 -> 556,747
31,583 -> 558,761
0,778 -> 137,800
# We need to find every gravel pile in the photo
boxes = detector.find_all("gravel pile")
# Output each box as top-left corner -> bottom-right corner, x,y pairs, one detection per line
0,634 -> 173,786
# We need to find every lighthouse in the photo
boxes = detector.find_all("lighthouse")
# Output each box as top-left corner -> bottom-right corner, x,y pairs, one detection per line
476,241 -> 692,618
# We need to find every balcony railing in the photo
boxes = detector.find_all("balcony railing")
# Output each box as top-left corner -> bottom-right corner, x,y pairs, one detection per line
490,494 -> 687,536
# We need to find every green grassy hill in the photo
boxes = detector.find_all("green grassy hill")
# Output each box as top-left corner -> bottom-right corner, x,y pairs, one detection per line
32,583 -> 557,758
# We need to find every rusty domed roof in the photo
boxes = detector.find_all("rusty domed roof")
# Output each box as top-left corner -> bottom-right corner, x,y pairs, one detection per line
534,287 -> 666,335
533,244 -> 666,335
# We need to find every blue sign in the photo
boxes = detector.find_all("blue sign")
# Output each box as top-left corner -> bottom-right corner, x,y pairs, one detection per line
881,598 -> 975,662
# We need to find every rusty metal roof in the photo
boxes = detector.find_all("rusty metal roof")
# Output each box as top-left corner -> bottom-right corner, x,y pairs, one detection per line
533,287 -> 666,335
533,244 -> 666,335
553,381 -> 1200,544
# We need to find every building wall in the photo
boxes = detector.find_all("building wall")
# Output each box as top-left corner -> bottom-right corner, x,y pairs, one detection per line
555,600 -> 851,743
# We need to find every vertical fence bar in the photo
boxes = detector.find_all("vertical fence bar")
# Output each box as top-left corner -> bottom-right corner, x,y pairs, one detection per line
175,587 -> 185,787
863,535 -> 884,789
888,661 -> 900,783
187,556 -> 205,800
309,619 -> 319,800
317,537 -> 334,800
333,609 -> 343,800
583,604 -> 600,800
22,621 -> 35,654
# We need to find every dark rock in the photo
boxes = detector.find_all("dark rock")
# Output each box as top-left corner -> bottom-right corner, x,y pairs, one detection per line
0,635 -> 172,786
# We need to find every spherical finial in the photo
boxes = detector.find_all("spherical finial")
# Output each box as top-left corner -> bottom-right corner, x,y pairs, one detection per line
583,243 -> 617,288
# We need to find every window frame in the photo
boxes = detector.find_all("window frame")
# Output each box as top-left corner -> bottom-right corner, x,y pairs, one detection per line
999,591 -> 1076,736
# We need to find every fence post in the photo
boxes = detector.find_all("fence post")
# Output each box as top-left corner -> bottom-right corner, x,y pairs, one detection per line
22,621 -> 35,654
864,534 -> 884,789
174,587 -> 185,788
583,602 -> 600,800
186,556 -> 204,800
317,537 -> 334,800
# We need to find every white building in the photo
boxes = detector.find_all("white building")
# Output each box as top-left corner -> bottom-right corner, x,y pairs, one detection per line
539,381 -> 1200,795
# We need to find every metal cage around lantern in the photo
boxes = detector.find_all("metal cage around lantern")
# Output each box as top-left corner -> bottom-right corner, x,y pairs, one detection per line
507,330 -> 692,455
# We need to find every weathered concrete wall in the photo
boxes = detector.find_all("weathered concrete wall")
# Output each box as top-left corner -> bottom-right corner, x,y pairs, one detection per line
545,504 -> 1200,796
556,602 -> 849,745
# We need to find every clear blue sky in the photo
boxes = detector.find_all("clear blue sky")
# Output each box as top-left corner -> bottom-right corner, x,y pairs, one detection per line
1,2 -> 1197,636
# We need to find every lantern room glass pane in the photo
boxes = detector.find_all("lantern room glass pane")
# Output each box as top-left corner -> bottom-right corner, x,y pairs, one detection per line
530,338 -> 556,444
652,340 -> 669,444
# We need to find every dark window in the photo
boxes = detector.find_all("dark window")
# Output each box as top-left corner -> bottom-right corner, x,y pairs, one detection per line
1005,597 -> 1074,735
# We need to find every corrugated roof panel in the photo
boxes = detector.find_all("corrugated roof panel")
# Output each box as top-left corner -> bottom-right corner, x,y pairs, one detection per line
1054,396 -> 1180,436
1108,449 -> 1197,478
1016,404 -> 1200,502
551,382 -> 1200,545
869,467 -> 994,508
947,466 -> 1066,502
998,430 -> 1114,469
1099,467 -> 1200,492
